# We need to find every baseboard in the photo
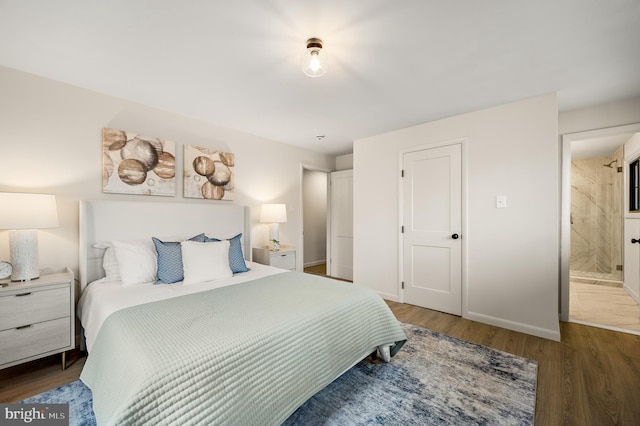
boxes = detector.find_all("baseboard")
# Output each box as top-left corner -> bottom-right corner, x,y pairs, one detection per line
623,283 -> 640,304
464,311 -> 561,342
377,291 -> 400,302
303,260 -> 326,268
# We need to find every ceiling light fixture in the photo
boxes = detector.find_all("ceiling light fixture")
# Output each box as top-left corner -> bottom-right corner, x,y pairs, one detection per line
301,38 -> 327,78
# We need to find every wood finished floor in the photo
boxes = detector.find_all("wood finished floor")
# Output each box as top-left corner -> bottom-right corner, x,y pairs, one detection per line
0,349 -> 85,403
304,263 -> 329,277
1,280 -> 639,425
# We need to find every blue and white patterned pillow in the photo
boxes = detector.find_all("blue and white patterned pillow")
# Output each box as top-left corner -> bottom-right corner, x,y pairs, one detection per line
153,233 -> 205,284
204,233 -> 250,274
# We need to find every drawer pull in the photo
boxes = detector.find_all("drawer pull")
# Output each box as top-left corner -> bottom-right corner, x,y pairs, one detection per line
16,324 -> 32,330
16,292 -> 32,297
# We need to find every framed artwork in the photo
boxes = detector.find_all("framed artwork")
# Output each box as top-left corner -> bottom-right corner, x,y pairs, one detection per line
183,144 -> 235,201
102,128 -> 176,196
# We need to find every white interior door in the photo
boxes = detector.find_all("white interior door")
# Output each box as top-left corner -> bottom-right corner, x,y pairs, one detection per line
402,144 -> 462,315
329,170 -> 353,280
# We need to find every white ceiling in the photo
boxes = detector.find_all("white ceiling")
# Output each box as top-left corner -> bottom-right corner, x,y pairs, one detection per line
1,0 -> 639,155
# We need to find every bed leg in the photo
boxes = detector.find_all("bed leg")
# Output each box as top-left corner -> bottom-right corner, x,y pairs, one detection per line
377,344 -> 392,362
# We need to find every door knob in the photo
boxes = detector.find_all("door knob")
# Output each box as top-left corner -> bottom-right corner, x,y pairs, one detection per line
632,238 -> 640,244
451,233 -> 459,240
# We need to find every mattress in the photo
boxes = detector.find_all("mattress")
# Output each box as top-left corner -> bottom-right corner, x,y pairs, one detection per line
78,261 -> 284,352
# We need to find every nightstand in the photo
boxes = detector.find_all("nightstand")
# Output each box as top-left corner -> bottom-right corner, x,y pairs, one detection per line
252,246 -> 296,271
0,267 -> 75,370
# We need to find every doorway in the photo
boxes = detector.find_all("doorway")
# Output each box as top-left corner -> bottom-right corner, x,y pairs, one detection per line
301,166 -> 329,274
561,123 -> 640,334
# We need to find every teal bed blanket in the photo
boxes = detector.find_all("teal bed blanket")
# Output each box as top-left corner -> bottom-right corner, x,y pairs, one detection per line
80,272 -> 406,425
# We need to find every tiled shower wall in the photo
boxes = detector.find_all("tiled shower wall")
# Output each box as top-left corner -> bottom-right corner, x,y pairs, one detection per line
570,146 -> 624,281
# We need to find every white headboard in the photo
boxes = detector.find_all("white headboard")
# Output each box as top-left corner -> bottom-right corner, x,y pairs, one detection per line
79,200 -> 249,292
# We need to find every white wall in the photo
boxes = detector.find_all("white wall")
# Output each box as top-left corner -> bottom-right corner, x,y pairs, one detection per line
336,154 -> 353,171
0,66 -> 335,275
559,96 -> 640,135
354,93 -> 560,341
302,169 -> 327,266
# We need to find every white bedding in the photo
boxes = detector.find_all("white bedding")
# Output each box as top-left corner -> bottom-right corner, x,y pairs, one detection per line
81,270 -> 407,425
78,261 -> 286,353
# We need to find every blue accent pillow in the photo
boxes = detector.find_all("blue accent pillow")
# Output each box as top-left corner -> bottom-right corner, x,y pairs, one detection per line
153,233 -> 205,284
204,233 -> 250,274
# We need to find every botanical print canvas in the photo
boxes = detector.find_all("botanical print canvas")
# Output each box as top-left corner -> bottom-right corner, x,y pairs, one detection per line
102,128 -> 176,196
183,144 -> 235,201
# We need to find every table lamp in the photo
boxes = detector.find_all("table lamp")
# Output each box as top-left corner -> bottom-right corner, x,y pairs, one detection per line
260,203 -> 287,251
0,192 -> 58,281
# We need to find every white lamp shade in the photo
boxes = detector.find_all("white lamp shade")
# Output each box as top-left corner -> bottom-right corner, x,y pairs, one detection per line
0,193 -> 58,230
260,204 -> 287,223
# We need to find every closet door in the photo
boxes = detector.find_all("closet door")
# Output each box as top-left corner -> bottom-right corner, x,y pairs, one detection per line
329,170 -> 353,281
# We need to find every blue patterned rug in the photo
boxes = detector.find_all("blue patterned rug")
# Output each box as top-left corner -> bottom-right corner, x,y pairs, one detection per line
22,323 -> 537,425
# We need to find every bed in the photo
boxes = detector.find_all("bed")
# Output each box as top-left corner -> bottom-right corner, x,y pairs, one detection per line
77,200 -> 406,425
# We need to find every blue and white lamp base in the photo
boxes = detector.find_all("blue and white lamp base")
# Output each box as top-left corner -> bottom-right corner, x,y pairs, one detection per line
9,229 -> 40,281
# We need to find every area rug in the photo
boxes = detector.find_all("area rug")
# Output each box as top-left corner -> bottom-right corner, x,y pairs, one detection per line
22,323 -> 537,425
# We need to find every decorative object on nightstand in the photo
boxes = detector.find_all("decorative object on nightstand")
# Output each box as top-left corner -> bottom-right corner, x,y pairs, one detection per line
252,246 -> 296,271
0,267 -> 75,370
260,203 -> 287,251
0,193 -> 58,281
0,261 -> 12,280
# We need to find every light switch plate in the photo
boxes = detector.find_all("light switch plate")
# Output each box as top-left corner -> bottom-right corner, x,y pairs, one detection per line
496,195 -> 507,208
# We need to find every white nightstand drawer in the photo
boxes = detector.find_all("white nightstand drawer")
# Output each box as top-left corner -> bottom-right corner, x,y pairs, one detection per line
0,268 -> 74,371
0,317 -> 71,366
270,252 -> 295,270
0,287 -> 70,331
253,246 -> 296,270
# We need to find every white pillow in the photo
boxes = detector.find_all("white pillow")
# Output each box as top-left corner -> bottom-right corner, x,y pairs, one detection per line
93,242 -> 122,282
181,240 -> 232,285
102,247 -> 122,282
112,240 -> 158,286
